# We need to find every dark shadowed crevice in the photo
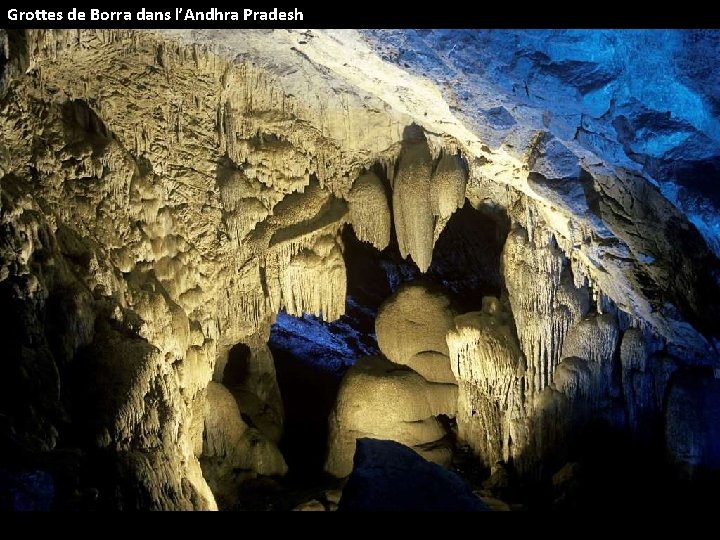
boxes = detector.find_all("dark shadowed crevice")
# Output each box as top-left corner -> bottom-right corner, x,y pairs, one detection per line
427,202 -> 510,312
269,226 -> 394,480
223,343 -> 251,387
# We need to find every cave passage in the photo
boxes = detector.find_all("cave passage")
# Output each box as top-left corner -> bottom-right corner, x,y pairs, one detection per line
269,202 -> 510,481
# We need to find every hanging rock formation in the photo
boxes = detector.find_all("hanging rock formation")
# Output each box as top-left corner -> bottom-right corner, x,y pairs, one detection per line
347,172 -> 391,251
619,328 -> 654,437
502,224 -> 590,394
392,140 -> 468,272
393,139 -> 435,272
430,153 -> 468,243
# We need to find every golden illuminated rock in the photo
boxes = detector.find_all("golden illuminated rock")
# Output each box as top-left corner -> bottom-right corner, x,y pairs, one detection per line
325,355 -> 456,478
201,382 -> 287,507
375,282 -> 457,384
347,171 -> 391,250
447,297 -> 526,466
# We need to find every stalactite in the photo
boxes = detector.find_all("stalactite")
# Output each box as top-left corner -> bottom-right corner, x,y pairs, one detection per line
502,224 -> 589,395
392,144 -> 467,272
393,140 -> 434,272
347,171 -> 391,250
430,153 -> 467,221
280,238 -> 347,321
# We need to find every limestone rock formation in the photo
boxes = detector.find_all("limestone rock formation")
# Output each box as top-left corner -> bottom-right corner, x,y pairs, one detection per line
338,438 -> 488,512
392,140 -> 468,272
560,314 -> 620,402
325,355 -> 457,478
375,282 -> 457,384
430,153 -> 468,242
200,382 -> 287,508
347,172 -> 391,250
447,297 -> 526,466
1,28 -> 719,510
503,224 -> 590,395
219,343 -> 284,444
619,328 -> 654,435
665,371 -> 720,477
392,139 -> 435,272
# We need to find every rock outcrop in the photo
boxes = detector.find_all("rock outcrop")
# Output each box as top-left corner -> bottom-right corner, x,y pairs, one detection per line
200,382 -> 287,508
665,371 -> 720,477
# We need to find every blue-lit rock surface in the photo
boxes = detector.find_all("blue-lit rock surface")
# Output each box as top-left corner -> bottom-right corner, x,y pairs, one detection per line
362,30 -> 720,255
270,305 -> 379,378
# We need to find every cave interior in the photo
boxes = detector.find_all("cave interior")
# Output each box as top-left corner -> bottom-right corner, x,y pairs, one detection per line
1,28 -> 720,512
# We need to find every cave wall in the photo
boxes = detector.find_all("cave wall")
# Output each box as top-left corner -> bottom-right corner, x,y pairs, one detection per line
1,29 -> 719,509
0,29 -> 404,509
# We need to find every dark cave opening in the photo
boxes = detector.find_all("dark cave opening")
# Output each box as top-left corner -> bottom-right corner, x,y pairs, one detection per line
268,201 -> 511,484
224,343 -> 251,386
426,202 -> 510,312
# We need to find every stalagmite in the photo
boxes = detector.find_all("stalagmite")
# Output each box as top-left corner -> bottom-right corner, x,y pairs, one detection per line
325,355 -> 457,478
447,297 -> 526,465
375,282 -> 457,384
201,382 -> 287,507
665,372 -> 720,477
221,342 -> 285,443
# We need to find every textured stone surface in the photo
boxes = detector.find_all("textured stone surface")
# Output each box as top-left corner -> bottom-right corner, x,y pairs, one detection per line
347,172 -> 391,250
375,282 -> 457,384
325,355 -> 456,478
201,382 -> 287,508
1,28 -> 719,509
220,343 -> 284,444
665,372 -> 720,476
447,297 -> 526,467
503,224 -> 590,395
